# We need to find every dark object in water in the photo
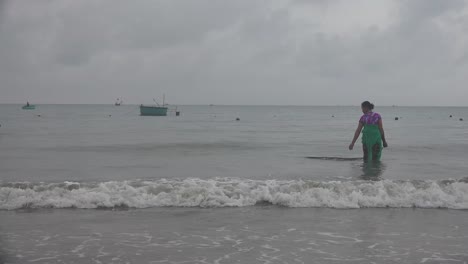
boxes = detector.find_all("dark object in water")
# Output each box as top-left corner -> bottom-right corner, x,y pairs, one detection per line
460,118 -> 464,121
176,111 -> 180,116
236,118 -> 240,121
450,115 -> 453,118
140,105 -> 168,116
395,117 -> 399,120
306,156 -> 363,161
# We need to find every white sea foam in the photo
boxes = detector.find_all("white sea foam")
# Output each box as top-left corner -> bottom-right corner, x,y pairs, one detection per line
1,178 -> 468,210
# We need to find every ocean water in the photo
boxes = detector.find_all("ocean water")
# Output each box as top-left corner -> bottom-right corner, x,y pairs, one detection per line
1,104 -> 468,263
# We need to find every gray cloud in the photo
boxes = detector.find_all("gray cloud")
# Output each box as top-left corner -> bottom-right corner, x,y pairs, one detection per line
1,0 -> 468,106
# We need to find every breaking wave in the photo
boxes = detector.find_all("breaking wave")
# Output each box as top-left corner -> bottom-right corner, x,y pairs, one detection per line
1,178 -> 468,210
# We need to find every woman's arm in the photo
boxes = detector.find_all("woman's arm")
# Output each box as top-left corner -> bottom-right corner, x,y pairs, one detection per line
349,122 -> 364,150
378,119 -> 388,148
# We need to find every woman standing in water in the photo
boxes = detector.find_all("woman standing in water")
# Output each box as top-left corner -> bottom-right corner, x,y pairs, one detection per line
349,101 -> 388,162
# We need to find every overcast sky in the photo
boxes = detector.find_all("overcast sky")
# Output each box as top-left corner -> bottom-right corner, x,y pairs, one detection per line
1,0 -> 468,106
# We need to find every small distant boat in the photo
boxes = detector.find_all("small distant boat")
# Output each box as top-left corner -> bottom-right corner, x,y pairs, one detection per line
22,105 -> 36,110
140,95 -> 169,116
115,98 -> 123,106
139,94 -> 181,117
140,105 -> 168,116
22,102 -> 35,110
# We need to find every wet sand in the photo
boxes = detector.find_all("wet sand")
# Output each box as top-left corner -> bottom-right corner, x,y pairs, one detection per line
1,207 -> 467,264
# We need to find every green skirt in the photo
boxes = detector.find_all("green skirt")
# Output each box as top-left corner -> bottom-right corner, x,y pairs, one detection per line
362,124 -> 383,162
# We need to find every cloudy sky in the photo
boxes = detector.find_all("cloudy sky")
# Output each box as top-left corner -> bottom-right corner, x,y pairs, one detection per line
1,0 -> 468,106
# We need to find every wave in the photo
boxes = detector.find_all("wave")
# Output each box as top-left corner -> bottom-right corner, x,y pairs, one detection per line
1,178 -> 468,210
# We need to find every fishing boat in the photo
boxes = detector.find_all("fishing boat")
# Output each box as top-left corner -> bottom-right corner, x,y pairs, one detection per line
140,105 -> 168,116
115,98 -> 122,106
22,105 -> 36,110
140,95 -> 169,116
22,102 -> 35,110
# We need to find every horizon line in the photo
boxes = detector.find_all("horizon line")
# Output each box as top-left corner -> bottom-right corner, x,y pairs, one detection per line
0,103 -> 467,107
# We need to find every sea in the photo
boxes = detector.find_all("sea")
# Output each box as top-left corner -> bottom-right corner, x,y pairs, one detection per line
0,104 -> 467,264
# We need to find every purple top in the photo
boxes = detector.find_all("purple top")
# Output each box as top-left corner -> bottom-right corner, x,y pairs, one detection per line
359,112 -> 381,125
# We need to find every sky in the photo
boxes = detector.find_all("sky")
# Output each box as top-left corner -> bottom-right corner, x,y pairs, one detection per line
1,0 -> 468,106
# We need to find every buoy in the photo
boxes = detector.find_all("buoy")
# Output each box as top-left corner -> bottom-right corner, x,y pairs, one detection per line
450,115 -> 453,118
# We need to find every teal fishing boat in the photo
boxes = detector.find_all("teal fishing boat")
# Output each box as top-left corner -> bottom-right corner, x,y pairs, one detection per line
140,105 -> 168,116
22,102 -> 35,110
139,95 -> 178,116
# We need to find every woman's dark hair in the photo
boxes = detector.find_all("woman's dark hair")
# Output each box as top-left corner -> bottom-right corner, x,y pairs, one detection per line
361,101 -> 374,110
